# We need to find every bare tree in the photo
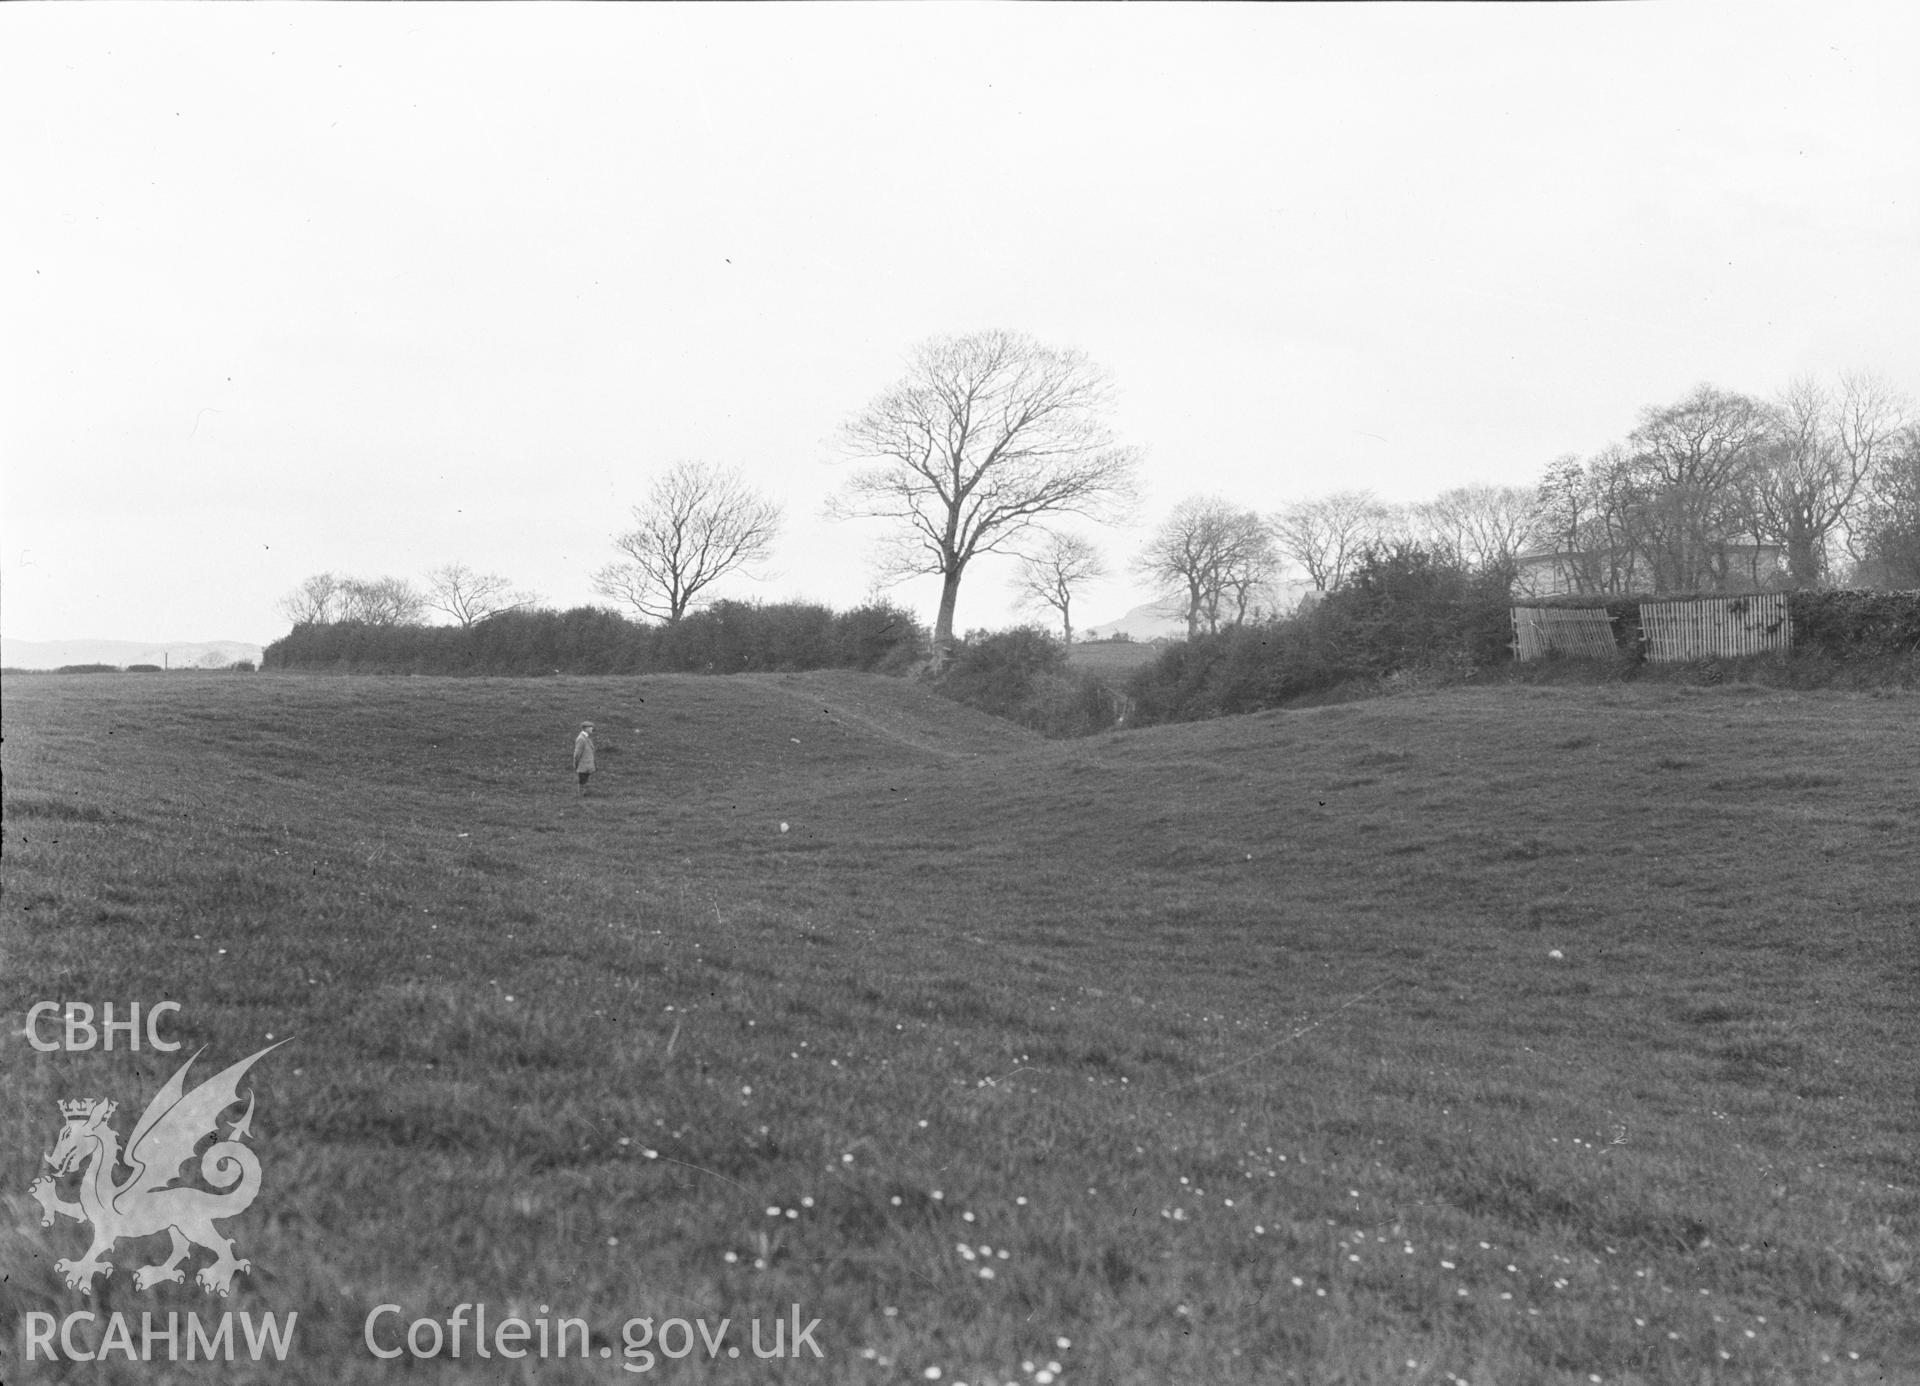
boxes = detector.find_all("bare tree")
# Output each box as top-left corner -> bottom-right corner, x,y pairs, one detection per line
1626,384 -> 1775,591
1137,497 -> 1277,639
1853,423 -> 1920,586
277,572 -> 342,624
592,461 -> 783,624
424,562 -> 538,627
1748,374 -> 1910,586
830,330 -> 1139,659
1413,483 -> 1542,574
1270,490 -> 1396,591
1012,532 -> 1108,645
337,576 -> 426,624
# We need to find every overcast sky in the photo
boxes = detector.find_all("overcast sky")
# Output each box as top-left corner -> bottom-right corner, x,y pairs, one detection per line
4,3 -> 1916,646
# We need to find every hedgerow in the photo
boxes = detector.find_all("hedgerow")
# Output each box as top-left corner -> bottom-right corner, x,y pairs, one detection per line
1125,551 -> 1920,727
935,627 -> 1121,738
1786,589 -> 1920,658
261,600 -> 925,676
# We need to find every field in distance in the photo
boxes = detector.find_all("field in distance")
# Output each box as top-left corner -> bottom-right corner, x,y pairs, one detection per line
2,671 -> 1915,1384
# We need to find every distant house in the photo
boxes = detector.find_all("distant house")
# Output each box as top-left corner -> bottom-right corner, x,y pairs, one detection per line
1515,540 -> 1788,598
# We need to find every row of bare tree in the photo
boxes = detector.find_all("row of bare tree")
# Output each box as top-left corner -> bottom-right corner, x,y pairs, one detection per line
1023,379 -> 1918,643
1535,377 -> 1913,594
278,566 -> 538,628
279,331 -> 1918,657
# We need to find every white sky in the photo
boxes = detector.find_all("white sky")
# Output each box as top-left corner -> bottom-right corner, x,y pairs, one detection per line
4,3 -> 1916,645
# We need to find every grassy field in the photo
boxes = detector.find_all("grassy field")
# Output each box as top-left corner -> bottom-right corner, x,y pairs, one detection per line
2,670 -> 1916,1385
1065,640 -> 1164,676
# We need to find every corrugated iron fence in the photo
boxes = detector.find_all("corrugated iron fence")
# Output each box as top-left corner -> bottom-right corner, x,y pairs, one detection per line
1511,607 -> 1618,661
1639,593 -> 1791,662
1513,593 -> 1793,662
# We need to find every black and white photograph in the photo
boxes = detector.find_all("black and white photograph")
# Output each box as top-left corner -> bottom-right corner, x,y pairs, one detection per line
4,5 -> 1916,1383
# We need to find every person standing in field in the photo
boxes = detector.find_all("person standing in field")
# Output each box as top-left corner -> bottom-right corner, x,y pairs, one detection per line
573,721 -> 596,794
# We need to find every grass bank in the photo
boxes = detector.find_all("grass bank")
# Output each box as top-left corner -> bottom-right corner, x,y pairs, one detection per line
3,672 -> 1915,1384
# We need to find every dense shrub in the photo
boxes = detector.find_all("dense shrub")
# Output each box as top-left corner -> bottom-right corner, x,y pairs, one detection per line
1127,545 -> 1513,726
1788,589 -> 1920,658
54,664 -> 120,675
262,601 -> 925,677
1314,544 -> 1516,676
936,627 -> 1121,737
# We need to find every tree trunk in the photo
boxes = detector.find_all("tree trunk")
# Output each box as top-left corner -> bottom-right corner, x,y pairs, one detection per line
1785,523 -> 1823,588
932,564 -> 964,667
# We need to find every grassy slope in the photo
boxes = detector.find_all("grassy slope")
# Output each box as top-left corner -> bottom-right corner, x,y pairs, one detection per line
2,672 -> 1916,1386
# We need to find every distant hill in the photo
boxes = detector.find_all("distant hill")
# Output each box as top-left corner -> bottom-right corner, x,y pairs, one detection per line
1079,599 -> 1188,643
1,638 -> 264,671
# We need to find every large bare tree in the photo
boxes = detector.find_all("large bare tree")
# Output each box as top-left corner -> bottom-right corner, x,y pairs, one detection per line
831,330 -> 1139,658
337,576 -> 427,624
1853,423 -> 1920,586
1413,483 -> 1542,574
592,461 -> 782,625
1270,490 -> 1396,592
277,572 -> 342,624
1750,374 -> 1909,586
1011,532 -> 1108,645
1137,496 -> 1277,638
1626,384 -> 1775,591
423,562 -> 538,627
277,572 -> 424,625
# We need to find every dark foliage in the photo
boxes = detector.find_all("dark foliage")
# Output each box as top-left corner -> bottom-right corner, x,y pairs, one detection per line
1126,544 -> 1513,725
262,601 -> 925,676
935,627 -> 1121,738
1787,589 -> 1920,658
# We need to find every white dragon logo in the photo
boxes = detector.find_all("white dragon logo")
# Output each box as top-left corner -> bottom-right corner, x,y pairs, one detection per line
30,1040 -> 286,1297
